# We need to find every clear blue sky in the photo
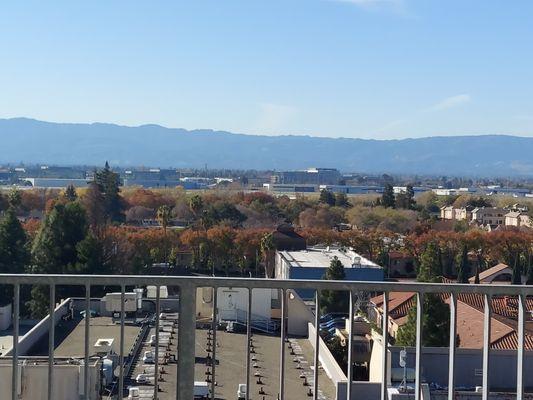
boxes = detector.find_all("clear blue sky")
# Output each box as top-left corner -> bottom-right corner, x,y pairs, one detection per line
1,1 -> 533,139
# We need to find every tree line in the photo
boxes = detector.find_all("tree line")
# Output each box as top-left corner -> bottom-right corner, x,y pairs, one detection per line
0,164 -> 532,318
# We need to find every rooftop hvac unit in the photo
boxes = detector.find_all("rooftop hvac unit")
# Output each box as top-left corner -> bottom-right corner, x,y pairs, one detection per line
103,292 -> 138,312
94,338 -> 115,355
134,288 -> 144,309
147,286 -> 169,299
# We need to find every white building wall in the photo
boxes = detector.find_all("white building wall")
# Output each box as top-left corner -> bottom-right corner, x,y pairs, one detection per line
3,298 -> 70,357
287,290 -> 314,336
217,287 -> 273,321
0,303 -> 12,331
308,321 -> 347,384
275,252 -> 290,279
196,287 -> 274,322
0,362 -> 100,400
368,331 -> 391,385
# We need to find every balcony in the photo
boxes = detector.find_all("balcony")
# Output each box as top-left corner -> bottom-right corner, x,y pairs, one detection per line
0,274 -> 532,400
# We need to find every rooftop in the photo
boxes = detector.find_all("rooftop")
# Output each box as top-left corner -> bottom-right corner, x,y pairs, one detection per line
468,263 -> 510,283
279,246 -> 381,269
29,316 -> 140,358
372,289 -> 533,350
194,329 -> 337,400
0,324 -> 34,356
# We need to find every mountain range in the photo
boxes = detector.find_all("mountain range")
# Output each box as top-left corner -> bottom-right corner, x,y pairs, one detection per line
1,118 -> 532,176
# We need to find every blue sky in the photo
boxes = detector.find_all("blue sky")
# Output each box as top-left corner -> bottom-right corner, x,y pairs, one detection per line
1,0 -> 533,139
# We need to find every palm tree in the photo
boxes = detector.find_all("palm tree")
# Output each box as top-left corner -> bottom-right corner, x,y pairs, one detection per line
189,195 -> 203,219
156,205 -> 172,233
260,233 -> 275,278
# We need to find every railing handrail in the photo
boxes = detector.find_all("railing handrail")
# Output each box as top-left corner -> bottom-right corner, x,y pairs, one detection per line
1,273 -> 533,296
3,273 -> 533,400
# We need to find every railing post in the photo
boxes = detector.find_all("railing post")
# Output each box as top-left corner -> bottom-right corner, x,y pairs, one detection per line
279,288 -> 286,400
84,283 -> 90,400
154,285 -> 161,400
246,288 -> 252,400
482,294 -> 492,400
347,290 -> 354,400
313,290 -> 320,400
517,294 -> 526,399
381,291 -> 389,400
48,284 -> 56,400
210,287 -> 217,400
415,292 -> 424,400
177,284 -> 196,400
11,283 -> 20,400
448,293 -> 457,400
119,284 -> 125,399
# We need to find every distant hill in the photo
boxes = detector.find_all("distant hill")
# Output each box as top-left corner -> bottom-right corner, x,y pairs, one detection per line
1,118 -> 532,176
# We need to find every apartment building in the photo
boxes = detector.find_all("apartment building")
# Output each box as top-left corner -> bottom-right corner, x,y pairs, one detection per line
471,207 -> 506,226
439,206 -> 473,221
505,211 -> 532,228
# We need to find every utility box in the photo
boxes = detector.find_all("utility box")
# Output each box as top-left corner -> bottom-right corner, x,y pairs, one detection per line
103,292 -> 138,312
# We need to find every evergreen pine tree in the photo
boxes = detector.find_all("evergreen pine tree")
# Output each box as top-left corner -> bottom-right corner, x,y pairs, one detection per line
334,192 -> 350,207
474,266 -> 480,284
319,189 -> 336,206
64,184 -> 78,201
0,208 -> 29,305
28,202 -> 88,316
75,233 -> 107,275
94,162 -> 124,223
417,241 -> 441,283
405,185 -> 415,209
456,244 -> 470,283
396,242 -> 450,347
321,256 -> 349,314
381,184 -> 395,208
526,260 -> 533,285
512,254 -> 522,285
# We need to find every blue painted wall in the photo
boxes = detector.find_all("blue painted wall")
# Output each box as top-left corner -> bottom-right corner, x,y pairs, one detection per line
289,267 -> 384,300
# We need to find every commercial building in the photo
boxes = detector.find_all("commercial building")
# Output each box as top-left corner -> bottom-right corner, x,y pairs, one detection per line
263,183 -> 318,195
271,168 -> 342,185
22,178 -> 90,188
392,186 -> 431,195
320,185 -> 384,195
275,246 -> 384,300
122,169 -> 211,189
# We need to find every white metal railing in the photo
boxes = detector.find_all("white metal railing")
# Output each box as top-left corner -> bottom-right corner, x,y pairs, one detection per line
0,274 -> 532,400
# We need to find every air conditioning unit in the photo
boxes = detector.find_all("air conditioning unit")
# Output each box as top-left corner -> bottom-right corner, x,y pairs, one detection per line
94,338 -> 115,355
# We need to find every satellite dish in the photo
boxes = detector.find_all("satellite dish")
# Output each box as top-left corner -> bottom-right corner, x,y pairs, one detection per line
399,349 -> 407,367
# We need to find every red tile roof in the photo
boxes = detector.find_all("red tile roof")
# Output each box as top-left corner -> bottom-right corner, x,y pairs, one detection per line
372,288 -> 533,350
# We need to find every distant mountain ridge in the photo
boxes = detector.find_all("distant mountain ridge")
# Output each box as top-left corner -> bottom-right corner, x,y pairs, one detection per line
1,118 -> 532,176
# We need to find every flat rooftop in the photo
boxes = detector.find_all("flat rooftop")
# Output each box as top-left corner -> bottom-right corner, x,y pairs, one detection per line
194,329 -> 336,400
0,325 -> 34,356
125,315 -> 178,400
30,316 -> 140,358
280,246 -> 380,269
